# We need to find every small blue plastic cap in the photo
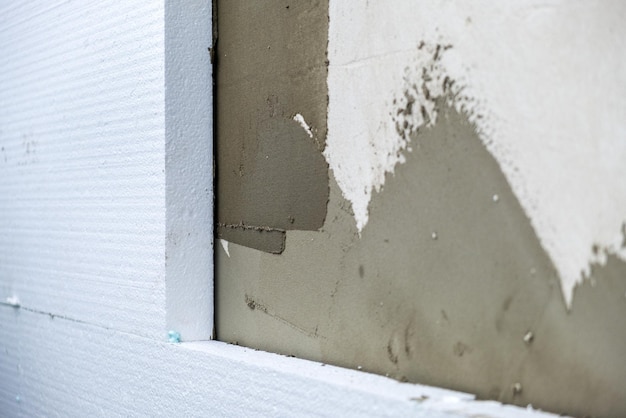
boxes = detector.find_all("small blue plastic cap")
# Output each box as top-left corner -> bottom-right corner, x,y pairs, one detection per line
168,330 -> 181,343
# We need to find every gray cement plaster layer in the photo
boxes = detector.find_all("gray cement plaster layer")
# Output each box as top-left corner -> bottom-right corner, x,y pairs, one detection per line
215,0 -> 329,253
216,104 -> 626,418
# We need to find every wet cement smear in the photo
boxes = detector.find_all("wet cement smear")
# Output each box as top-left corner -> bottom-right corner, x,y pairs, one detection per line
215,1 -> 329,254
324,41 -> 471,234
217,104 -> 626,417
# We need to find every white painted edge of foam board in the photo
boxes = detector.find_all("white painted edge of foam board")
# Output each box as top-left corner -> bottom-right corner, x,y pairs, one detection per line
164,0 -> 214,340
180,340 -> 565,418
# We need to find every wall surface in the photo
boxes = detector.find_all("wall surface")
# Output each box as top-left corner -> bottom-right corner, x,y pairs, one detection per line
216,1 -> 626,417
215,0 -> 330,254
0,1 -> 619,417
0,2 -> 554,417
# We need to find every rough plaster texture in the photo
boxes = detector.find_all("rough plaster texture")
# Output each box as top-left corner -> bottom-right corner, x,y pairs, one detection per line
218,3 -> 626,415
217,104 -> 626,417
325,0 -> 626,305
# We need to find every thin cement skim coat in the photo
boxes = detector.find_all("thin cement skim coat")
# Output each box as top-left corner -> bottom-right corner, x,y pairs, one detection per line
216,1 -> 626,417
215,0 -> 329,254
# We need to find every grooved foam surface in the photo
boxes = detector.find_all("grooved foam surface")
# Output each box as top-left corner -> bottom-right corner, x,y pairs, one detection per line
0,0 -> 167,339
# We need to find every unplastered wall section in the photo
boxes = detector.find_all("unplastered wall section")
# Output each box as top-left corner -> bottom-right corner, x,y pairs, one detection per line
0,1 -> 168,338
0,0 -> 213,342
